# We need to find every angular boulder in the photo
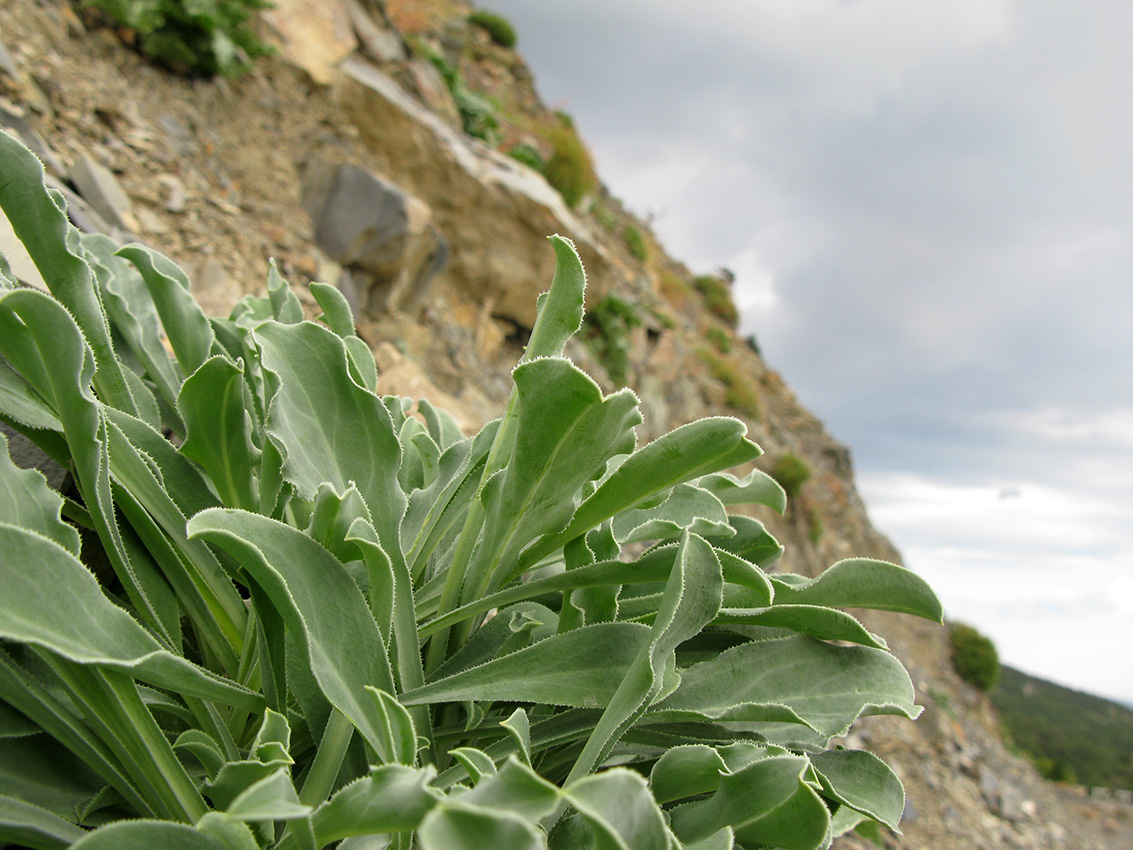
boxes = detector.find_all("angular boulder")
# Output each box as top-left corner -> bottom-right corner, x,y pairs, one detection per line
262,0 -> 357,85
302,160 -> 447,314
334,56 -> 617,329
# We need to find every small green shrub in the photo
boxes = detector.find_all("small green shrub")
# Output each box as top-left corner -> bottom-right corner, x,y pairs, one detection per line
540,115 -> 597,208
807,508 -> 824,543
507,142 -> 546,172
85,0 -> 274,77
693,274 -> 739,327
950,623 -> 1001,691
698,348 -> 761,419
623,225 -> 647,261
771,453 -> 811,499
0,130 -> 943,850
744,333 -> 761,355
468,10 -> 517,48
592,203 -> 619,233
429,53 -> 502,145
583,294 -> 641,386
705,325 -> 731,354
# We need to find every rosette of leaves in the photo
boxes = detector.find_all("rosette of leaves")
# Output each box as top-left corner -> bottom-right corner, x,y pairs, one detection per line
0,131 -> 941,850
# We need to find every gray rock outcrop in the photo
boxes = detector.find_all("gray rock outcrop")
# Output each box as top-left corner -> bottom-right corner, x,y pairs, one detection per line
302,160 -> 447,314
334,55 -> 617,329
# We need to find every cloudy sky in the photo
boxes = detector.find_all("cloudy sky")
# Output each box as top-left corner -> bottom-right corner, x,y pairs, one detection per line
483,0 -> 1133,703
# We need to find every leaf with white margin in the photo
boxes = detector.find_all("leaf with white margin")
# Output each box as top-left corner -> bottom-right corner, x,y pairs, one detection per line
0,430 -> 79,554
651,635 -> 920,738
771,558 -> 943,621
0,523 -> 261,711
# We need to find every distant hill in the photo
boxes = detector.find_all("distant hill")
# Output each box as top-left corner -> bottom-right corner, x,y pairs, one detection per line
992,665 -> 1133,790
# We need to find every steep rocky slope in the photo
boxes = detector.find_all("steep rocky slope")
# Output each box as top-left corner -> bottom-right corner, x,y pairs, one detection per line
1,1 -> 1128,847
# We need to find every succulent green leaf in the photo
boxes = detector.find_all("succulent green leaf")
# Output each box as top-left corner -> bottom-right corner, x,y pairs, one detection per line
310,281 -> 355,338
522,235 -> 586,363
115,244 -> 216,378
0,793 -> 89,850
83,232 -> 184,424
0,430 -> 79,554
223,768 -> 310,821
106,419 -> 245,667
568,532 -> 723,784
187,509 -> 399,758
447,748 -> 497,787
70,819 -> 227,849
266,260 -> 304,324
771,558 -> 943,621
0,732 -> 105,821
654,635 -> 920,737
401,623 -> 652,708
177,355 -> 260,511
711,516 -> 783,568
193,814 -> 261,850
310,765 -> 441,846
681,827 -> 734,850
345,335 -> 379,393
254,320 -> 406,566
0,523 -> 261,710
0,131 -> 138,415
478,357 -> 641,592
665,750 -> 829,848
501,709 -> 533,767
696,468 -> 786,514
365,687 -> 419,766
402,422 -> 497,579
420,547 -> 682,639
0,288 -> 180,644
520,417 -> 760,569
0,357 -> 60,431
418,397 -> 465,451
458,757 -> 560,822
610,483 -> 732,545
560,769 -> 673,850
419,802 -> 548,850
174,729 -> 227,781
714,605 -> 887,649
810,749 -> 905,831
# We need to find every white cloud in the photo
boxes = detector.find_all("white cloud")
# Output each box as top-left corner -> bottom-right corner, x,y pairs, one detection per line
859,472 -> 1133,700
860,473 -> 1124,552
997,407 -> 1133,450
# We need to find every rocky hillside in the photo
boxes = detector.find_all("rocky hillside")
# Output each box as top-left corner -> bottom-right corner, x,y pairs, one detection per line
1,0 -> 1129,847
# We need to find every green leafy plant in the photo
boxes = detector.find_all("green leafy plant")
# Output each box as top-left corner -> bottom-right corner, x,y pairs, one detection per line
539,114 -> 597,208
84,0 -> 274,77
949,623 -> 1001,692
807,509 -> 824,544
693,274 -> 739,328
581,295 -> 641,387
429,53 -> 502,145
507,142 -> 546,172
704,326 -> 731,355
771,453 -> 811,500
0,131 -> 942,849
623,226 -> 647,262
467,10 -> 517,49
698,348 -> 762,420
